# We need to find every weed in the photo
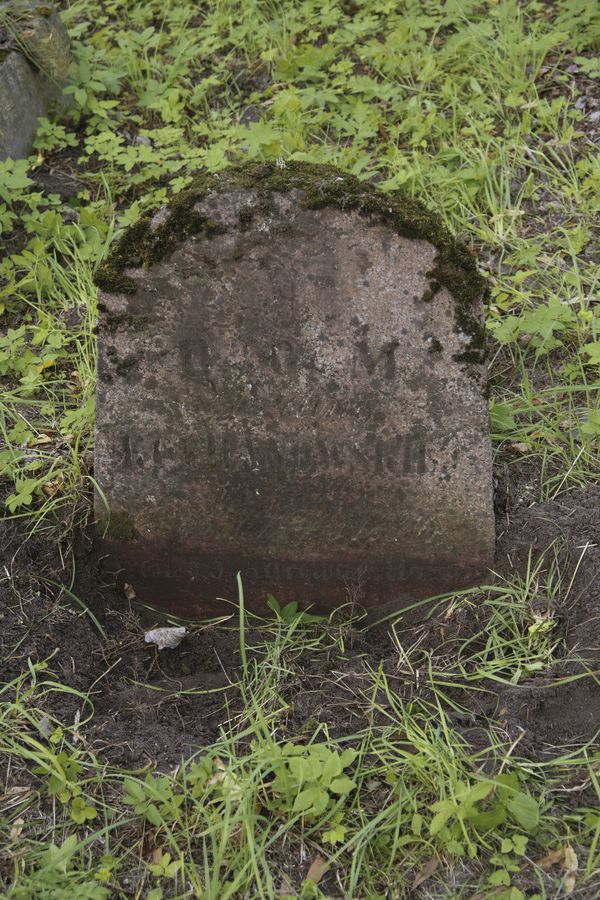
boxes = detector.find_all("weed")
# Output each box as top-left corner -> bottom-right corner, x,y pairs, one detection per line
2,0 -> 600,896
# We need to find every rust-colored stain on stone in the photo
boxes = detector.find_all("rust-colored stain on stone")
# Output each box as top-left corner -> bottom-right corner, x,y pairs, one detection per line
95,164 -> 494,618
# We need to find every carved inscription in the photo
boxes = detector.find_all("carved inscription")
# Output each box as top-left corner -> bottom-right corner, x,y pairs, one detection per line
353,336 -> 400,381
117,429 -> 426,477
180,334 -> 405,386
95,169 -> 494,617
137,553 -> 431,587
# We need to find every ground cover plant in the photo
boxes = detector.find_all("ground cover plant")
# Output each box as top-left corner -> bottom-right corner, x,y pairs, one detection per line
0,0 -> 599,896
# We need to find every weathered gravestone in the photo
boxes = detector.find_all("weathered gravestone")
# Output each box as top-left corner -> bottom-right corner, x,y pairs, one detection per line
94,162 -> 494,618
0,2 -> 71,160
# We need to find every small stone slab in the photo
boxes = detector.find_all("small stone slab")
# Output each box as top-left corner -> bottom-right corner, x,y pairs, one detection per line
95,162 -> 494,617
0,4 -> 70,160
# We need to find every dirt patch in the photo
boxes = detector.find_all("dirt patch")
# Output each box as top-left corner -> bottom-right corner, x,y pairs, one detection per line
1,482 -> 599,771
491,484 -> 600,756
497,484 -> 600,661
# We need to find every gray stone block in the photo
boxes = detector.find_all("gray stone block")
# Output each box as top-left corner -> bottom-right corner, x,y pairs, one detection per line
0,5 -> 70,160
94,163 -> 495,618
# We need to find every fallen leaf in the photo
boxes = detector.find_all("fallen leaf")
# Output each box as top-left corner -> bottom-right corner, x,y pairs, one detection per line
124,583 -> 136,601
36,358 -> 56,372
151,847 -> 163,865
306,855 -> 329,885
564,845 -> 578,894
9,817 -> 24,840
510,442 -> 530,453
277,877 -> 295,897
412,855 -> 439,889
42,477 -> 64,498
144,626 -> 186,650
207,758 -> 226,787
536,847 -> 564,870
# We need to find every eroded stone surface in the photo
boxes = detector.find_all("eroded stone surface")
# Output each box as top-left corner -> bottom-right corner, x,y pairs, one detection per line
95,166 -> 494,617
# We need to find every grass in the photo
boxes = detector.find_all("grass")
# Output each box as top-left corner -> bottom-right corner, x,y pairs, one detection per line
1,0 -> 600,896
2,601 -> 600,898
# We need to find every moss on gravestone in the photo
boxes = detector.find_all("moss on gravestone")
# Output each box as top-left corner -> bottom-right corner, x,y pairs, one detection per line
98,509 -> 138,541
95,161 -> 487,351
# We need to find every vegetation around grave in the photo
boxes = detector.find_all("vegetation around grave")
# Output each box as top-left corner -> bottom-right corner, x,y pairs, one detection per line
1,1 -> 599,897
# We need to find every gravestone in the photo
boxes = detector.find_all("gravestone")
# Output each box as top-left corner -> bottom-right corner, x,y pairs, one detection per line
0,2 -> 71,160
94,162 -> 494,618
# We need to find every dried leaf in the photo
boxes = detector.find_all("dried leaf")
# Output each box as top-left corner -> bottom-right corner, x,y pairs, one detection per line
536,847 -> 564,870
144,626 -> 186,650
412,855 -> 439,889
277,877 -> 295,898
38,714 -> 52,738
9,817 -> 24,840
564,846 -> 578,871
306,855 -> 329,885
124,583 -> 136,601
207,758 -> 227,787
510,442 -> 530,453
42,477 -> 64,498
564,845 -> 578,894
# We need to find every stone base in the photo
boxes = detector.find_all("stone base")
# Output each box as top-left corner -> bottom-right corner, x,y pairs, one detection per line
96,534 -> 491,619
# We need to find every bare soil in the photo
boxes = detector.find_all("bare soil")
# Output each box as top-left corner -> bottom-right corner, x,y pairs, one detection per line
1,469 -> 598,771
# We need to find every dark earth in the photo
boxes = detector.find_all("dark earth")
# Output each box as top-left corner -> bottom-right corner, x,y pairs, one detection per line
1,461 -> 598,772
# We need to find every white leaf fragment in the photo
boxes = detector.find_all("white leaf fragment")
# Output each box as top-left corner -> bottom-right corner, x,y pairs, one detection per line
144,626 -> 186,650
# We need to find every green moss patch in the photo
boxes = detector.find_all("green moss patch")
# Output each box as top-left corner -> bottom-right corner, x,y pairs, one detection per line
95,160 -> 487,351
98,509 -> 138,541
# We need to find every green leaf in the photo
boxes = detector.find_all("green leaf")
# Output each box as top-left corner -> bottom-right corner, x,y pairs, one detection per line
581,411 -> 600,437
293,785 -> 322,814
70,796 -> 97,824
489,868 -> 511,886
147,889 -> 163,900
489,401 -> 516,435
492,314 -> 520,344
267,594 -> 281,614
145,803 -> 163,826
339,749 -> 358,768
323,823 -> 347,844
321,752 -> 342,786
41,835 -> 79,873
506,792 -> 539,831
469,805 -> 506,831
289,755 -> 322,783
582,341 -> 600,365
463,780 -> 494,805
429,800 -> 456,836
512,834 -> 528,855
329,776 -> 357,795
123,780 -> 145,802
281,601 -> 299,618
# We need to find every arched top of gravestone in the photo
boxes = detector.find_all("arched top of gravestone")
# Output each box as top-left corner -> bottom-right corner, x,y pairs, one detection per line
94,160 -> 494,615
95,161 -> 487,360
